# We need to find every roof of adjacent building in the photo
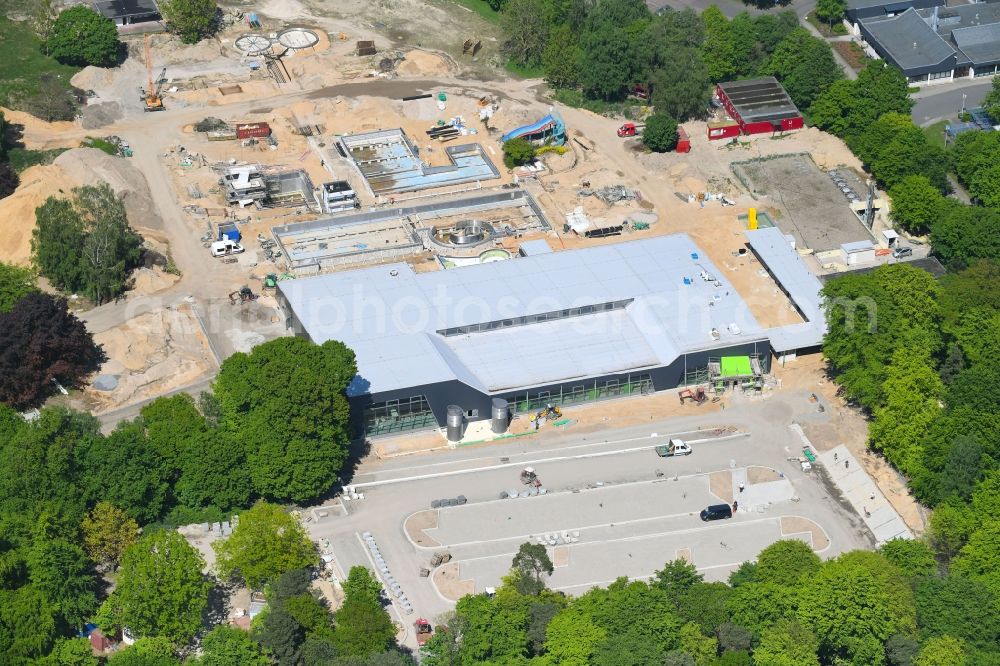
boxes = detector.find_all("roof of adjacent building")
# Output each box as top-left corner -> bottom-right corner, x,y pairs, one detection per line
952,23 -> 1000,65
280,234 -> 780,397
717,77 -> 800,123
745,228 -> 826,353
92,0 -> 158,18
860,8 -> 957,70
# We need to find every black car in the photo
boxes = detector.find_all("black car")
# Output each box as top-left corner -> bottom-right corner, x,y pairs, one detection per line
700,504 -> 733,521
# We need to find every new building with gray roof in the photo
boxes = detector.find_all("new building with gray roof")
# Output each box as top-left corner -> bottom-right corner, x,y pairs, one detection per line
277,231 -> 825,436
852,1 -> 1000,83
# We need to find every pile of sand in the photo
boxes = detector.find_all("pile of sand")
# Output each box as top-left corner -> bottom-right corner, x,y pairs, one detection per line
54,148 -> 164,236
0,106 -> 85,150
0,148 -> 165,265
131,267 -> 179,295
0,164 -> 71,265
70,66 -> 117,93
397,49 -> 452,76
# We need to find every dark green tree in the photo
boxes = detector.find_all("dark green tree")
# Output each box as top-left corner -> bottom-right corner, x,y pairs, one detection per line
511,542 -> 554,595
255,604 -> 304,666
815,0 -> 848,28
332,575 -> 396,658
0,586 -> 58,663
79,421 -> 170,524
676,582 -> 732,636
915,575 -> 1000,649
951,130 -> 1000,208
36,637 -> 100,666
501,0 -> 551,67
642,114 -> 679,152
931,204 -> 1000,271
46,6 -> 120,66
213,337 -> 357,503
502,137 -> 537,169
653,559 -> 704,602
542,24 -> 582,89
0,162 -> 18,200
74,183 -> 144,305
810,62 -> 911,139
32,197 -> 86,295
26,539 -> 96,629
195,625 -> 271,666
701,6 -> 735,82
158,0 -> 218,43
766,28 -> 842,109
650,49 -> 712,121
577,25 -> 637,100
751,619 -> 819,665
984,74 -> 1000,123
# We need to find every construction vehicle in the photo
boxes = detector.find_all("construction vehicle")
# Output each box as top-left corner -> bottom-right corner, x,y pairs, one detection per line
414,619 -> 433,646
533,403 -> 562,422
140,34 -> 166,112
520,467 -> 541,487
617,122 -> 645,137
229,286 -> 258,305
678,387 -> 707,405
655,439 -> 692,457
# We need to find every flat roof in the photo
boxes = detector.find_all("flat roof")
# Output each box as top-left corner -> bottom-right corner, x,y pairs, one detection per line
745,228 -> 826,352
952,23 -> 1000,66
280,234 -> 772,396
860,9 -> 956,70
93,0 -> 158,17
717,77 -> 800,123
519,239 -> 553,256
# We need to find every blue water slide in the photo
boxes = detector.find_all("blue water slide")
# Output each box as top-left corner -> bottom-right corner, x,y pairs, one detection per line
501,110 -> 566,145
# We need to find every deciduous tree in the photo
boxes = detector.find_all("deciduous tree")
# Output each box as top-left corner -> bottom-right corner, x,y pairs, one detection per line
501,0 -> 550,67
0,293 -> 104,409
97,530 -> 211,643
214,337 -> 356,503
0,262 -> 37,312
878,538 -> 937,579
642,114 -> 679,153
81,502 -> 140,571
32,197 -> 86,295
27,538 -> 96,629
755,540 -> 820,587
888,175 -> 947,234
766,28 -> 842,108
214,501 -> 317,590
815,0 -> 847,27
158,0 -> 218,43
74,183 -> 143,305
752,619 -> 819,666
332,573 -> 396,658
46,6 -> 120,66
194,625 -> 271,666
913,635 -> 966,666
511,542 -> 554,595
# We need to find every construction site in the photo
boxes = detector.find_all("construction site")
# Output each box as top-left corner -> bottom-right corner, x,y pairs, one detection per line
0,0 -> 927,643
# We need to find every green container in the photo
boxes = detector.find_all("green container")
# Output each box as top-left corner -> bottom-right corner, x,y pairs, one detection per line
437,92 -> 447,101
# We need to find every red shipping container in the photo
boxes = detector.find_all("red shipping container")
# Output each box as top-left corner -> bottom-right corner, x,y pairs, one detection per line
707,121 -> 740,141
235,122 -> 271,139
676,126 -> 691,153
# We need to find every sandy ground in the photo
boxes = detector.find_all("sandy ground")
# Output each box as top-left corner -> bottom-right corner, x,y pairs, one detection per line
431,561 -> 474,602
780,516 -> 830,550
0,147 -> 166,266
404,510 -> 441,548
710,471 -> 734,504
86,303 -> 216,413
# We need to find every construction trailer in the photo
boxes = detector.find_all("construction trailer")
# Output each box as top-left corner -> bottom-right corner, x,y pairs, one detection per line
235,122 -> 272,139
676,126 -> 691,153
714,77 -> 804,138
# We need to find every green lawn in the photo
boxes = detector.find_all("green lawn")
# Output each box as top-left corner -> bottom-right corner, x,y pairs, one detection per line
444,0 -> 501,25
923,120 -> 949,150
0,15 -> 79,110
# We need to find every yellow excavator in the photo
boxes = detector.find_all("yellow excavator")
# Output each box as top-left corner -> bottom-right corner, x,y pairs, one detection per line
533,403 -> 562,422
141,34 -> 165,112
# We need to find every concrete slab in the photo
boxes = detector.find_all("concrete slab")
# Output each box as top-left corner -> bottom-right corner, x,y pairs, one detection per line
816,444 -> 911,545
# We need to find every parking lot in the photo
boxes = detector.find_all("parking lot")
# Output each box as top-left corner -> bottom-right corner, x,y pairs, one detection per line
306,389 -> 876,641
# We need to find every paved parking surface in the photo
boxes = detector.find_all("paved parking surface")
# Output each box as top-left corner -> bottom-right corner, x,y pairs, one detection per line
306,390 -> 874,645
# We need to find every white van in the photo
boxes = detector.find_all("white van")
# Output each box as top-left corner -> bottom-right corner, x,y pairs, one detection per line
210,239 -> 244,257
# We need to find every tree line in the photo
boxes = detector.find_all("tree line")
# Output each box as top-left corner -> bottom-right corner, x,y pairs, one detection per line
494,0 -> 840,121
419,538 -> 997,665
0,335 -> 360,662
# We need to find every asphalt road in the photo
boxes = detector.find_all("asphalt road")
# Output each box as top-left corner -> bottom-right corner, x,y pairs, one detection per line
911,80 -> 993,127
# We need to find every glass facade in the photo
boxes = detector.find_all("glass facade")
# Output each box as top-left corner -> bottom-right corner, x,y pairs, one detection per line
364,395 -> 436,436
507,373 -> 653,414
